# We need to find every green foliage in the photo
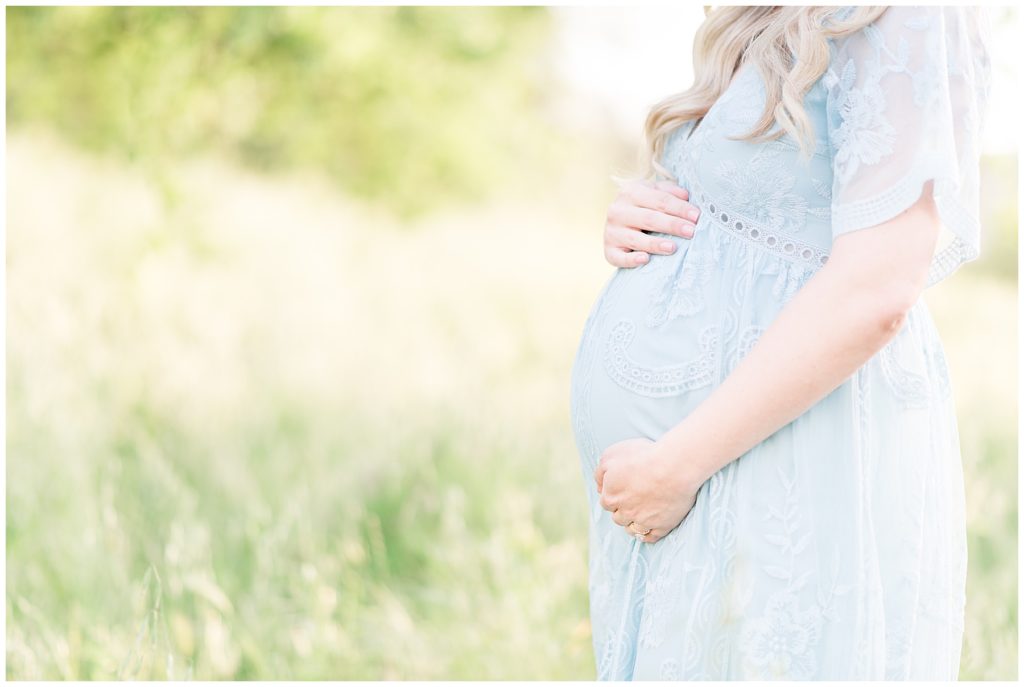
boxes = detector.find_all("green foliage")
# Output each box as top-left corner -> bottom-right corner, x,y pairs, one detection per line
6,6 -> 556,221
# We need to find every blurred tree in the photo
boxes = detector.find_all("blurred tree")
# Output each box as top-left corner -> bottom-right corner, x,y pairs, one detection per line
6,6 -> 558,221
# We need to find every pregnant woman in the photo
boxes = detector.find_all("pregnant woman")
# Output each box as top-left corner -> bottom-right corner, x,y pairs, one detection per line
568,5 -> 991,680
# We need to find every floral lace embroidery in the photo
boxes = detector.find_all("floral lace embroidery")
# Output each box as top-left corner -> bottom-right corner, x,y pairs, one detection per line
739,588 -> 823,679
738,423 -> 851,679
667,131 -> 832,274
824,32 -> 900,185
637,539 -> 691,651
726,325 -> 765,374
708,634 -> 733,677
762,259 -> 817,306
878,332 -> 931,409
852,365 -> 885,676
817,546 -> 854,623
707,472 -> 739,554
759,464 -> 814,582
603,319 -> 718,397
930,343 -> 952,400
591,521 -> 649,679
808,175 -> 833,221
696,187 -> 830,268
707,61 -> 833,159
645,242 -> 717,327
659,658 -> 681,680
666,463 -> 746,676
713,144 -> 811,235
903,12 -> 946,109
824,6 -> 991,289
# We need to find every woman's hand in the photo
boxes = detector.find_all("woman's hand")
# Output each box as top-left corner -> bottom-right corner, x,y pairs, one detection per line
594,437 -> 702,544
604,179 -> 701,268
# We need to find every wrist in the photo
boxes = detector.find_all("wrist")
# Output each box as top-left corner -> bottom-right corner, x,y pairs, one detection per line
653,422 -> 711,493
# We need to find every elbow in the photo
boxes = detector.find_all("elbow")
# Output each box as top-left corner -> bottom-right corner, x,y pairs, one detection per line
875,303 -> 909,339
838,253 -> 931,343
867,283 -> 920,341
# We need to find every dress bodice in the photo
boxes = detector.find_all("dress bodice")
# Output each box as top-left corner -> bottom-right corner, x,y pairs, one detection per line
656,4 -> 992,286
661,61 -> 836,271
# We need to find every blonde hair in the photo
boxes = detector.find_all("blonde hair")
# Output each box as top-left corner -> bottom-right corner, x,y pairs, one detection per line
634,5 -> 889,183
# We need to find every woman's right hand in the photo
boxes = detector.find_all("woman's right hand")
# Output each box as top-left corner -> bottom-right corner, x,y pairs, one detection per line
603,179 -> 701,268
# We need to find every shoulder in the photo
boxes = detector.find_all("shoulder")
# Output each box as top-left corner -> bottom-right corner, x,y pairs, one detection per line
824,6 -> 991,100
827,6 -> 990,54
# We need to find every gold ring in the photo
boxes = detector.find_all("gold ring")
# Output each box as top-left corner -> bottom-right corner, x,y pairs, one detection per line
628,521 -> 653,536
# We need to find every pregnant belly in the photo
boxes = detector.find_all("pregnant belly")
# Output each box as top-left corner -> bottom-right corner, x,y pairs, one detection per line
569,226 -> 815,473
572,271 -> 718,460
569,242 -> 722,471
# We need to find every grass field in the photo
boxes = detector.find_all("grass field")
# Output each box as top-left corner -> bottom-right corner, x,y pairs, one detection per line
6,130 -> 1017,680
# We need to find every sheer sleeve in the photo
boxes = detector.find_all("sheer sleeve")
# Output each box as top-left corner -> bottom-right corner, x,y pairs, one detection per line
823,5 -> 993,286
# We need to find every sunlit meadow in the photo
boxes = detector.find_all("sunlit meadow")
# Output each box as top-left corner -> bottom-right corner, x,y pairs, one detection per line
5,6 -> 1018,680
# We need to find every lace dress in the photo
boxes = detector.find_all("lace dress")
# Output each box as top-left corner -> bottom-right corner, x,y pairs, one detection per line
568,6 -> 992,680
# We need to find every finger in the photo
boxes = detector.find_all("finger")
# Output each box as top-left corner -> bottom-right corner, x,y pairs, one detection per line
621,183 -> 703,223
602,244 -> 633,268
604,244 -> 649,268
627,250 -> 651,267
618,181 -> 700,219
654,179 -> 689,201
632,527 -> 658,544
611,509 -> 632,527
611,203 -> 696,239
594,463 -> 606,492
609,223 -> 682,255
599,491 -> 617,511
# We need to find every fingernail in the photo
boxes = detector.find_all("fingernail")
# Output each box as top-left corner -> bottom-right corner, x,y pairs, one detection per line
687,208 -> 700,221
636,253 -> 649,263
660,241 -> 675,253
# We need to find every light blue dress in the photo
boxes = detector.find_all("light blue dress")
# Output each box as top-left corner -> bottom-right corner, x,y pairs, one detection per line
569,6 -> 992,680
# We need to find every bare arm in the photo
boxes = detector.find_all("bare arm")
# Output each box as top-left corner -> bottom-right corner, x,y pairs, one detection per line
655,181 -> 942,488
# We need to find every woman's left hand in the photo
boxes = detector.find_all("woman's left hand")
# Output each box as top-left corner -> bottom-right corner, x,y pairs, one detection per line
594,437 -> 701,544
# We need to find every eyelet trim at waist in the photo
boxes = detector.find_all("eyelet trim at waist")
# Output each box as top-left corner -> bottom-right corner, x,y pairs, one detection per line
694,185 -> 831,268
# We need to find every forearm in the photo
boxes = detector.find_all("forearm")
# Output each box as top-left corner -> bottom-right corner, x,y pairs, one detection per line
646,177 -> 944,490
656,264 -> 906,487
